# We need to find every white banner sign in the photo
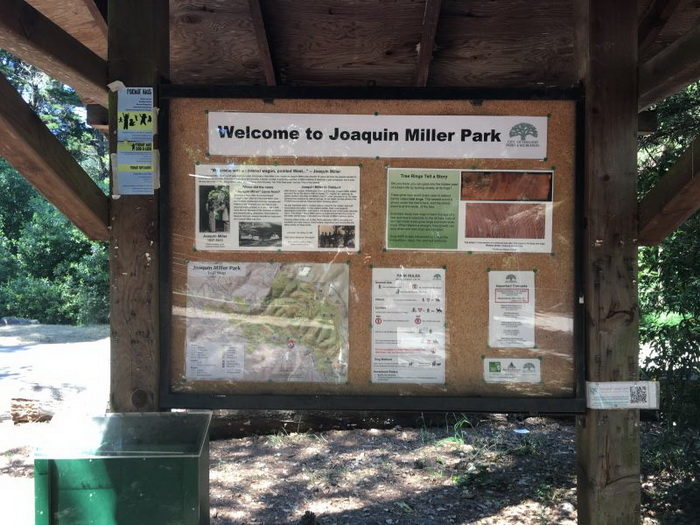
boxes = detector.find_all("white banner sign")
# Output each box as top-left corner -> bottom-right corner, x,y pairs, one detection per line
208,112 -> 548,159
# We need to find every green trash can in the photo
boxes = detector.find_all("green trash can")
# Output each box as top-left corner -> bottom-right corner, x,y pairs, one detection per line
34,411 -> 212,525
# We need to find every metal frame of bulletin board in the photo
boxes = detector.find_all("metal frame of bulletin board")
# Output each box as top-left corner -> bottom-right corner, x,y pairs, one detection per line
158,85 -> 586,414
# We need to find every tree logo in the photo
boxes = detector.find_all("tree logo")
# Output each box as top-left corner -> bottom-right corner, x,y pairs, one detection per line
506,274 -> 517,283
509,122 -> 538,141
506,122 -> 540,149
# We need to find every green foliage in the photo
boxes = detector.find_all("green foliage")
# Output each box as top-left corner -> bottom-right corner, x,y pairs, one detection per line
641,425 -> 700,522
0,275 -> 71,324
0,51 -> 109,325
638,82 -> 700,428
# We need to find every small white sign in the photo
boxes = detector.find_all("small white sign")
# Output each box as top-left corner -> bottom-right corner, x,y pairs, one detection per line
483,358 -> 541,383
209,112 -> 548,159
488,271 -> 536,347
586,381 -> 660,409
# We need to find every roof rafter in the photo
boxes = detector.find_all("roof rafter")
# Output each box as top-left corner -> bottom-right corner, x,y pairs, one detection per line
639,22 -> 700,109
638,0 -> 682,53
414,0 -> 442,87
0,0 -> 107,106
638,135 -> 700,245
0,72 -> 109,240
248,0 -> 276,86
91,0 -> 108,24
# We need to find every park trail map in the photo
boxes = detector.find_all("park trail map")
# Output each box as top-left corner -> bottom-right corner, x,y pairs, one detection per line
185,262 -> 349,383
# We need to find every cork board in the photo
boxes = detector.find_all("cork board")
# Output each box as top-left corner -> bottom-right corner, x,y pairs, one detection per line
166,97 -> 578,399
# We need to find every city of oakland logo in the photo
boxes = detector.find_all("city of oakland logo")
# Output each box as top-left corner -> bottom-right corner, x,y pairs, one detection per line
506,122 -> 540,149
505,273 -> 517,283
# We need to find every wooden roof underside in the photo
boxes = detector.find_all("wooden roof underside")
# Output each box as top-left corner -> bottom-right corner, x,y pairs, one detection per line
171,0 -> 700,91
15,0 -> 700,99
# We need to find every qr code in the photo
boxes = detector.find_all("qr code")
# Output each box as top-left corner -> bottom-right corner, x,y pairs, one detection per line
630,385 -> 648,404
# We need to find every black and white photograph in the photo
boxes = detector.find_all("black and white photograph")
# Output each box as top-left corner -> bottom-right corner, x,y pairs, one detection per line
239,222 -> 283,247
199,185 -> 230,233
318,225 -> 355,249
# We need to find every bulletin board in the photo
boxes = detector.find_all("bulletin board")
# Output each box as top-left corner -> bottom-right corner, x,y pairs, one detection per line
159,86 -> 584,413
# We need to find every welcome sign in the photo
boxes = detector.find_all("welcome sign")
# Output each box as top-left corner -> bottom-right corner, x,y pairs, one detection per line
208,112 -> 548,159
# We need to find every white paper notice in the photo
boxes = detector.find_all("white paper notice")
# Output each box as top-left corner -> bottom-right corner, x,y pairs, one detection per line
488,271 -> 535,347
372,268 -> 446,383
587,381 -> 660,410
194,164 -> 360,252
483,358 -> 541,383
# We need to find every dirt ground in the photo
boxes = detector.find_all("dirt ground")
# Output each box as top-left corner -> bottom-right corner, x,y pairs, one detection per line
1,325 -> 698,524
2,413 -> 699,524
209,416 -> 578,524
1,415 -> 580,524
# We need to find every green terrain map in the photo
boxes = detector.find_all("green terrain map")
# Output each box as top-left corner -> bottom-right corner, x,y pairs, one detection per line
185,262 -> 348,383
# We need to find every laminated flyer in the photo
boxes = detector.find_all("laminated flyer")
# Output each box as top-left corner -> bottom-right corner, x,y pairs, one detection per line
185,261 -> 349,383
587,381 -> 660,409
115,87 -> 155,194
117,87 -> 154,142
488,270 -> 536,348
386,168 -> 553,253
195,164 -> 360,252
371,268 -> 446,383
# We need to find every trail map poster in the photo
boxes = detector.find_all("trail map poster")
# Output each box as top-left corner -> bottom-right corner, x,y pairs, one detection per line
371,268 -> 446,384
185,262 -> 349,383
386,168 -> 553,253
195,164 -> 360,252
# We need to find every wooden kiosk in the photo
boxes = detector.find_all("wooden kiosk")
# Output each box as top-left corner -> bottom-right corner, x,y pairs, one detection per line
2,1 -> 700,522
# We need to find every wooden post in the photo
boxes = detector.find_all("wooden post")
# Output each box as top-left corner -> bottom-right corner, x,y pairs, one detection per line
108,1 -> 169,411
575,1 -> 640,523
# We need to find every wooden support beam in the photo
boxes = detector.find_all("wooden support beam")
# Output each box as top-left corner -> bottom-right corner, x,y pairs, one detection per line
639,23 -> 700,109
638,0 -> 682,53
86,103 -> 108,133
92,0 -> 107,22
0,72 -> 108,240
576,1 -> 641,523
0,0 -> 107,105
26,0 -> 108,58
638,135 -> 700,245
248,0 -> 276,86
109,0 -> 169,412
414,0 -> 442,87
78,0 -> 108,39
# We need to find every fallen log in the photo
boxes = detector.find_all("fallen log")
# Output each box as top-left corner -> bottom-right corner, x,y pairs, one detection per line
10,398 -> 54,424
